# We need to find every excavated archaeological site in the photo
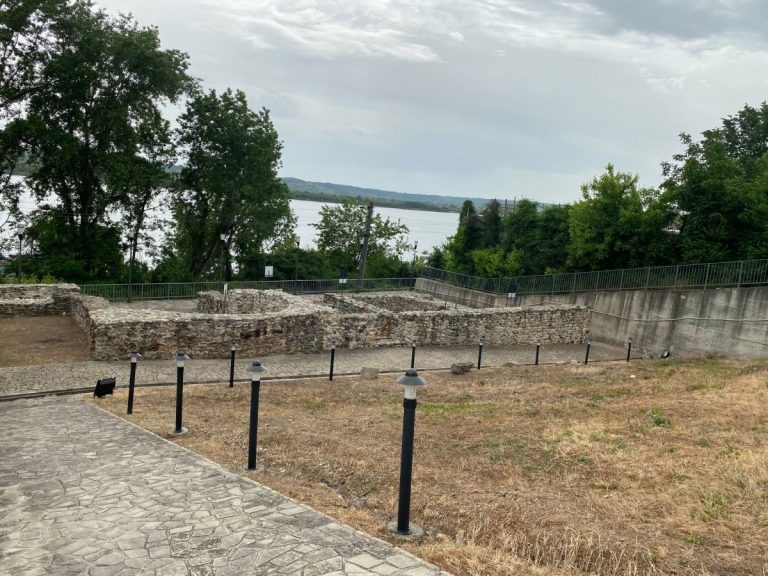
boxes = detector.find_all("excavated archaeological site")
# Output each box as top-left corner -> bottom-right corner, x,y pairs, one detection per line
0,284 -> 591,360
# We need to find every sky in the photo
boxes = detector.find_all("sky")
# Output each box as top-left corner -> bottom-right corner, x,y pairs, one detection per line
94,0 -> 768,204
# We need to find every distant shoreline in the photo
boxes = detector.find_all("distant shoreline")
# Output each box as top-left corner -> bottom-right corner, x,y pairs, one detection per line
288,190 -> 461,213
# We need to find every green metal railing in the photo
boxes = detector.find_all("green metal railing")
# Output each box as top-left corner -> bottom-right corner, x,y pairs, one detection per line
79,277 -> 416,301
421,259 -> 768,295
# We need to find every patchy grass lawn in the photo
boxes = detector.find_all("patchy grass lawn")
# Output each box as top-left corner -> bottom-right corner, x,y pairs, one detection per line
91,357 -> 768,576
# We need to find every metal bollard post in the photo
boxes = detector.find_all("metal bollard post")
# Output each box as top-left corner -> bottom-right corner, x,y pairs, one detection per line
246,361 -> 267,471
173,352 -> 190,434
389,369 -> 426,538
584,339 -> 591,365
229,342 -> 239,388
329,341 -> 336,382
410,341 -> 417,369
477,337 -> 484,370
127,351 -> 141,415
535,339 -> 541,366
626,337 -> 632,362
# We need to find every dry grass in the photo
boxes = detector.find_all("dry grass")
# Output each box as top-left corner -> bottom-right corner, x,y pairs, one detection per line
91,356 -> 768,576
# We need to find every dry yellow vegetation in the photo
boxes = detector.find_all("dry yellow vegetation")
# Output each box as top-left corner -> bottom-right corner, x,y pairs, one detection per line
92,356 -> 768,576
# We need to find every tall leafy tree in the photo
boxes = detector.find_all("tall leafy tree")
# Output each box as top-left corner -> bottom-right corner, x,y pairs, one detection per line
172,89 -> 294,279
569,164 -> 672,270
532,204 -> 571,273
18,2 -> 190,279
501,198 -> 539,272
312,197 -> 408,276
662,102 -> 768,262
479,198 -> 502,248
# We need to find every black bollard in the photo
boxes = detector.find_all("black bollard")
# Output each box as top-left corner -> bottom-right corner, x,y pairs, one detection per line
127,351 -> 141,415
246,361 -> 267,470
173,352 -> 190,434
535,339 -> 541,366
410,341 -> 417,369
229,342 -> 238,388
393,369 -> 426,536
584,339 -> 591,365
477,338 -> 484,370
626,337 -> 632,362
329,341 -> 336,382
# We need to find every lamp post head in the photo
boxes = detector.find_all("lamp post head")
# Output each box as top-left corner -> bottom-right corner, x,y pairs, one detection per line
230,341 -> 239,351
397,368 -> 426,399
536,338 -> 542,346
247,360 -> 267,382
479,336 -> 485,346
331,341 -> 336,350
130,351 -> 142,362
176,352 -> 190,366
628,336 -> 633,344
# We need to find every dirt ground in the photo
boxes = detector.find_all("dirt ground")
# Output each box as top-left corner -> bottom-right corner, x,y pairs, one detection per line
92,357 -> 768,576
0,316 -> 90,367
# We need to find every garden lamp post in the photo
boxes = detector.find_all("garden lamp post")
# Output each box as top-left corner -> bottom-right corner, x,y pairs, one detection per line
172,352 -> 190,434
535,338 -> 541,366
390,368 -> 426,537
246,360 -> 267,471
16,231 -> 22,278
219,233 -> 227,283
294,238 -> 300,281
229,342 -> 239,388
127,351 -> 141,415
626,337 -> 633,362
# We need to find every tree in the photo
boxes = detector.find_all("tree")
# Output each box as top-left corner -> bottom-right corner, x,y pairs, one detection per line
479,199 -> 502,248
445,200 -> 482,274
501,198 -> 539,273
532,204 -> 571,273
662,103 -> 768,262
18,2 -> 190,279
312,198 -> 409,276
569,164 -> 673,270
172,89 -> 294,279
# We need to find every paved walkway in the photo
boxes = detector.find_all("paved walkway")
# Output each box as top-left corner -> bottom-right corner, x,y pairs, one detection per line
0,343 -> 630,399
0,396 -> 450,576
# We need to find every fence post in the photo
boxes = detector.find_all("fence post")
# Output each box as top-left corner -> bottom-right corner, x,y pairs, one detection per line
550,274 -> 555,295
619,269 -> 624,291
571,273 -> 577,293
737,261 -> 744,288
673,265 -> 680,290
645,268 -> 651,290
704,263 -> 711,290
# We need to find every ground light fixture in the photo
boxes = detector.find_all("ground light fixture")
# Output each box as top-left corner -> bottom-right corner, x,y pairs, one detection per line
229,341 -> 239,388
627,337 -> 633,362
329,341 -> 336,382
477,337 -> 484,370
127,351 -> 142,414
535,338 -> 541,366
172,352 -> 190,435
389,368 -> 426,538
246,360 -> 267,471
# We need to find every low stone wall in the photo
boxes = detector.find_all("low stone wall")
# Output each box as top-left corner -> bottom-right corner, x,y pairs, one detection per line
196,291 -> 225,314
0,284 -> 80,317
325,306 -> 590,350
197,289 -> 316,315
322,293 -> 385,314
351,292 -> 448,312
69,288 -> 591,360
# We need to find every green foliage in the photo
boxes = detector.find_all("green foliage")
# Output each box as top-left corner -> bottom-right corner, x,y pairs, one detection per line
470,247 -> 523,277
650,408 -> 671,428
7,1 -> 190,280
171,89 -> 294,279
312,198 -> 409,277
568,164 -> 674,271
662,103 -> 768,262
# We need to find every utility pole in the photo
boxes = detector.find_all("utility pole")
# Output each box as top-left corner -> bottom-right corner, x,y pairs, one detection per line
358,202 -> 373,286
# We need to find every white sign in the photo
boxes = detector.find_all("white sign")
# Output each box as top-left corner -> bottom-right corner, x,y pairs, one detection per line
338,278 -> 347,284
264,265 -> 274,278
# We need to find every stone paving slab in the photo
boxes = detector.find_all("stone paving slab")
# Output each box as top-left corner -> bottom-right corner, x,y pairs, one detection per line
0,342 -> 630,399
0,396 -> 451,576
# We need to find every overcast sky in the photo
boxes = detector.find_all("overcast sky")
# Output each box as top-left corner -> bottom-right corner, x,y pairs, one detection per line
95,0 -> 768,204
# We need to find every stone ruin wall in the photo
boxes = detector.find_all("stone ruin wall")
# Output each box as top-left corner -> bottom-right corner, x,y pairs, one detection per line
0,284 -> 80,317
19,286 -> 592,360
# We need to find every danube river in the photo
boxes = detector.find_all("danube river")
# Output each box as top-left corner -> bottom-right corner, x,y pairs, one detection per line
291,199 -> 458,254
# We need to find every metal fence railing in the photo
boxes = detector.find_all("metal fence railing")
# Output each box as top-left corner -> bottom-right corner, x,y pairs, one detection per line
421,259 -> 768,295
79,277 -> 416,301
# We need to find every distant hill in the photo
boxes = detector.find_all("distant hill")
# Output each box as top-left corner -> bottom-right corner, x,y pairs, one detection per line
283,177 -> 497,213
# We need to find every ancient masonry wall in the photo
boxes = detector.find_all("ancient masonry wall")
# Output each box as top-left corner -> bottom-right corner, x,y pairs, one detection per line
68,288 -> 590,360
0,284 -> 80,317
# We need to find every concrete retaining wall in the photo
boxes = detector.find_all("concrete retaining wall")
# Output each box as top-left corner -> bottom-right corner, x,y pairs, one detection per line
416,278 -> 768,358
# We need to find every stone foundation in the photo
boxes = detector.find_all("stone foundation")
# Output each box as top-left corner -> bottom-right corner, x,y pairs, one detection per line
68,288 -> 590,360
0,284 -> 80,317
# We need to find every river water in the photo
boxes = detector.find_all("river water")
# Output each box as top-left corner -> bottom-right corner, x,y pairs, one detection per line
291,199 -> 457,254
